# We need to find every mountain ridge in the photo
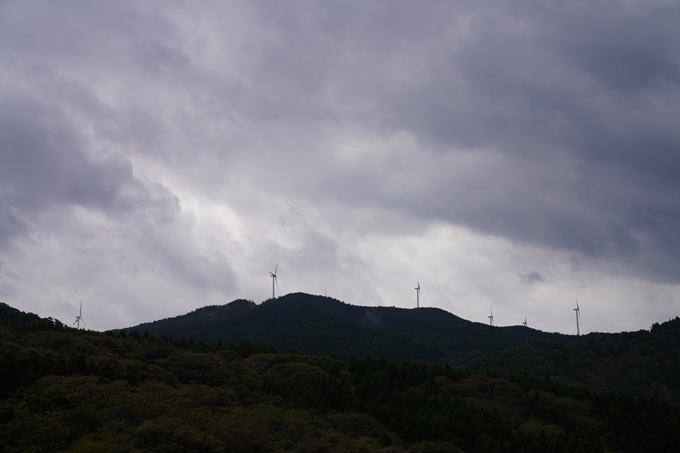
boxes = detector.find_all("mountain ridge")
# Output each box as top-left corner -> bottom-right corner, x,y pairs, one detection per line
120,292 -> 603,365
2,298 -> 679,402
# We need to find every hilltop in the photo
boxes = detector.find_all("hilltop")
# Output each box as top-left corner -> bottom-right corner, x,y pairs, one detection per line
122,293 -> 603,366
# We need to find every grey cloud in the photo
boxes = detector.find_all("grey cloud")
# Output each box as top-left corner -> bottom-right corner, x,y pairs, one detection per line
519,271 -> 544,285
2,0 -> 680,331
0,201 -> 25,249
550,3 -> 680,93
0,259 -> 16,299
0,99 -> 142,212
292,1 -> 680,282
0,93 -> 237,295
136,217 -> 237,295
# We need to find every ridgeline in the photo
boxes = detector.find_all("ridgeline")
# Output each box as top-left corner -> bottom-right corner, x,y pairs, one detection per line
121,293 -> 601,366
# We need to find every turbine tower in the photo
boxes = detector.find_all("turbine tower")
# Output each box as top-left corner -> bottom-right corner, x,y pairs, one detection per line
73,301 -> 86,329
574,298 -> 581,336
488,307 -> 494,326
522,315 -> 528,327
270,264 -> 279,299
415,279 -> 421,308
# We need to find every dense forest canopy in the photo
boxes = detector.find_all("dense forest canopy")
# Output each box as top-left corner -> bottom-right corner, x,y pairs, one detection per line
1,302 -> 679,452
470,316 -> 680,403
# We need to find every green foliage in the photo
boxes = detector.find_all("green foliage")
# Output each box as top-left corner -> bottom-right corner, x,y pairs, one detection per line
2,305 -> 680,452
0,303 -> 44,331
471,317 -> 680,402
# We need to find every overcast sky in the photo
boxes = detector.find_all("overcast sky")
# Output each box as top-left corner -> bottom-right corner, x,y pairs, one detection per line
2,0 -> 680,334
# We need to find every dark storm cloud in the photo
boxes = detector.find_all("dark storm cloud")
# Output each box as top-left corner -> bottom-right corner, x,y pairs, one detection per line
551,3 -> 680,93
296,1 -> 680,282
0,97 -> 147,255
1,0 -> 679,331
6,0 -> 672,286
0,99 -> 139,212
519,271 -> 544,285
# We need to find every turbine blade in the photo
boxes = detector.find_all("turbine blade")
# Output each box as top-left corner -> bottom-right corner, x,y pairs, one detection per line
275,275 -> 280,292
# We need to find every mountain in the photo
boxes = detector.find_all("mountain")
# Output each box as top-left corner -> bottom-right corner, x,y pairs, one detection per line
469,316 -> 680,403
2,309 -> 678,452
0,302 -> 46,331
122,292 -> 602,365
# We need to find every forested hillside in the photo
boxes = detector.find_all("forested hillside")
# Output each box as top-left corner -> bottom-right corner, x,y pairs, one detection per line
0,302 -> 43,330
2,305 -> 679,452
122,293 -> 602,365
470,317 -> 680,404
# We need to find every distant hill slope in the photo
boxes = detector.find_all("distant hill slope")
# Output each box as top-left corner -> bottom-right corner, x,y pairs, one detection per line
470,316 -> 680,402
122,293 -> 601,365
0,302 -> 44,331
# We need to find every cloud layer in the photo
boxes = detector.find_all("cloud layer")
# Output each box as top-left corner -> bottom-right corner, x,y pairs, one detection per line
1,0 -> 679,333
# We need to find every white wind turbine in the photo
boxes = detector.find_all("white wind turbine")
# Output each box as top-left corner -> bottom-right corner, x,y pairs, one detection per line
73,301 -> 86,329
522,315 -> 528,327
574,298 -> 581,336
488,307 -> 494,326
270,264 -> 279,299
415,279 -> 421,308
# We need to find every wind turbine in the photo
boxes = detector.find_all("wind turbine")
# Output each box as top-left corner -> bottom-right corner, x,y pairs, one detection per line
270,264 -> 279,299
488,307 -> 494,326
415,279 -> 421,308
73,301 -> 86,329
522,315 -> 528,327
574,298 -> 581,336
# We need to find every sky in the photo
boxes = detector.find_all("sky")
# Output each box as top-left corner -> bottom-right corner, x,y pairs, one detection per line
1,0 -> 680,334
